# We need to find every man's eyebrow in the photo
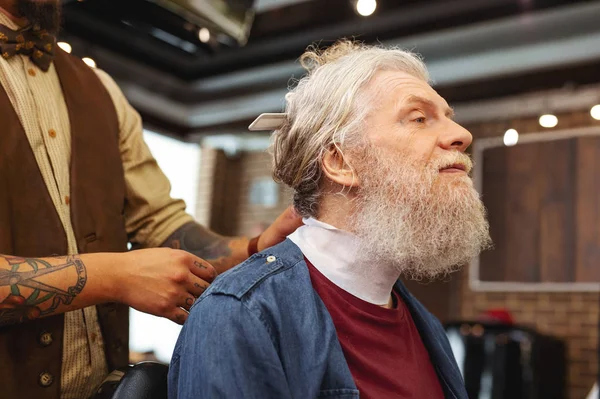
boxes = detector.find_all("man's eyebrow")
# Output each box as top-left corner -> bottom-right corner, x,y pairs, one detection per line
446,106 -> 455,119
403,94 -> 455,118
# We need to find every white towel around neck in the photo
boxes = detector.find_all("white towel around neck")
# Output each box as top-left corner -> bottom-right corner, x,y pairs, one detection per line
288,217 -> 398,305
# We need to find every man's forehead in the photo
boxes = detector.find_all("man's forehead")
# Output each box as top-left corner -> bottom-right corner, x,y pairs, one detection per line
370,70 -> 450,110
403,94 -> 454,117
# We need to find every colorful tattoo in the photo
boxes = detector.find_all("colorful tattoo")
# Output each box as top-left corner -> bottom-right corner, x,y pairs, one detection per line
0,255 -> 87,326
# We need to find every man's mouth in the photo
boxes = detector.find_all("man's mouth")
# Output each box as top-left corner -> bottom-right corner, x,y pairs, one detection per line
439,163 -> 467,174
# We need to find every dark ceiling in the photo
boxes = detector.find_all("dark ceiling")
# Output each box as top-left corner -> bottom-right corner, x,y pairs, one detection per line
59,0 -> 600,136
62,0 -> 595,79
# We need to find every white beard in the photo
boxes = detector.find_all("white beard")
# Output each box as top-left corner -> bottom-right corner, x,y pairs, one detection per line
350,147 -> 491,280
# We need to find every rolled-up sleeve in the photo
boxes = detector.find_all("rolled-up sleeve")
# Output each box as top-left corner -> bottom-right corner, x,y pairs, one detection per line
168,294 -> 292,399
94,69 -> 194,247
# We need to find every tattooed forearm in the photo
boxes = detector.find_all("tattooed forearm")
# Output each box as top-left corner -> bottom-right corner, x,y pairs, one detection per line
162,223 -> 231,259
0,254 -> 87,326
161,222 -> 249,273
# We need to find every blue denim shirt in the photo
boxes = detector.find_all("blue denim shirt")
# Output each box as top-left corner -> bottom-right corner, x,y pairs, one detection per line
169,239 -> 467,399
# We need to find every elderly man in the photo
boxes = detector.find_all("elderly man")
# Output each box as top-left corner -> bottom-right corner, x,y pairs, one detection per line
169,40 -> 491,398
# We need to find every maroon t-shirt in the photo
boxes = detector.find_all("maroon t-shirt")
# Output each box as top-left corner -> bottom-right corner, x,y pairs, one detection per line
306,259 -> 444,399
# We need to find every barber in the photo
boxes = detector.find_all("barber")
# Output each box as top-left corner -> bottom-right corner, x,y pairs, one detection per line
0,1 -> 302,398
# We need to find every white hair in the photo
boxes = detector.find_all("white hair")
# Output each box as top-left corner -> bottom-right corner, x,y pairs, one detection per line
271,40 -> 430,217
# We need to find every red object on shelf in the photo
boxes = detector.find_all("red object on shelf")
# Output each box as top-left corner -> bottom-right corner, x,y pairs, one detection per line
480,308 -> 515,325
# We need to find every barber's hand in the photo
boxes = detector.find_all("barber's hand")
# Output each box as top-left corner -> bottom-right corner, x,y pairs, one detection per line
115,248 -> 216,325
257,206 -> 303,252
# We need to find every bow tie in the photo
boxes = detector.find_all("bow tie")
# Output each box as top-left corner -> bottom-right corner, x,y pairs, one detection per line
0,24 -> 56,72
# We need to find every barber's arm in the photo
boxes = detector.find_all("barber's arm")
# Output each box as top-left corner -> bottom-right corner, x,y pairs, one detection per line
169,294 -> 291,398
0,249 -> 215,327
160,206 -> 302,274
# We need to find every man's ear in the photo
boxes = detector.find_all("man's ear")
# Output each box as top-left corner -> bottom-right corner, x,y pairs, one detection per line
321,146 -> 360,188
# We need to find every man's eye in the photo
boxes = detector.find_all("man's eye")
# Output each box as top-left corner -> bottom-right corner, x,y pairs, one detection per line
414,117 -> 426,123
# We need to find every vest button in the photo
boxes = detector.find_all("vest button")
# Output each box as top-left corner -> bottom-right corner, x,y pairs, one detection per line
64,195 -> 70,205
38,371 -> 54,387
48,129 -> 57,138
39,331 -> 53,347
28,68 -> 36,77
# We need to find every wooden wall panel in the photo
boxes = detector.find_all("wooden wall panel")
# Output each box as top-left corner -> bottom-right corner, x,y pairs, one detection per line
575,137 -> 600,282
504,143 -> 540,282
480,135 -> 600,284
538,139 -> 575,282
480,147 -> 508,281
208,150 -> 243,236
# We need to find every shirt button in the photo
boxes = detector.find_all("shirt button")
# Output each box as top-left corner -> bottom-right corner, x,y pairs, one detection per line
266,256 -> 276,263
28,68 -> 36,77
64,196 -> 70,205
48,129 -> 56,138
39,331 -> 53,347
38,371 -> 54,387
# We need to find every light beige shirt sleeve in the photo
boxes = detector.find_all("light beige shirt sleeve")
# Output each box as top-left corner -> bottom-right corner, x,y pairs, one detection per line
94,70 -> 194,248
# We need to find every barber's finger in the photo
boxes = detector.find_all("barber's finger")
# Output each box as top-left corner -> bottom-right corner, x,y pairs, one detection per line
188,256 -> 217,282
170,307 -> 189,325
179,294 -> 196,312
188,275 -> 210,298
259,206 -> 303,251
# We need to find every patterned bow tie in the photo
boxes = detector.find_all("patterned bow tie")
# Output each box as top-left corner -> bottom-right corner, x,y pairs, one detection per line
0,24 -> 56,72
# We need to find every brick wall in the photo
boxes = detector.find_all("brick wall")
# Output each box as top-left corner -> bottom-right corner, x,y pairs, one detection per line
195,147 -> 217,226
195,148 -> 292,237
460,110 -> 600,399
235,151 -> 293,237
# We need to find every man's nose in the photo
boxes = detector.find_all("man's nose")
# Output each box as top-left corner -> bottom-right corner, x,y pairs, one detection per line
438,120 -> 473,152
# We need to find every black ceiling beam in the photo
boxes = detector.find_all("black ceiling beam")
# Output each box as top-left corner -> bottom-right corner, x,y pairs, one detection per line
62,2 -> 196,73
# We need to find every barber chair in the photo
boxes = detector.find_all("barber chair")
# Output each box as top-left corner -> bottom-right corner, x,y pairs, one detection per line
445,321 -> 566,399
92,362 -> 168,399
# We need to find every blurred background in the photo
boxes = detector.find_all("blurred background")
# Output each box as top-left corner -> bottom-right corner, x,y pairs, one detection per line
58,0 -> 599,397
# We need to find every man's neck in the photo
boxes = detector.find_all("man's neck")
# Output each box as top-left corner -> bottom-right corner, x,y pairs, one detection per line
290,217 -> 401,306
316,195 -> 354,233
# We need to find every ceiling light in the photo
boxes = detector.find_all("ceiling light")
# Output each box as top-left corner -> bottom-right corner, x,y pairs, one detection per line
198,28 -> 210,43
356,0 -> 376,17
539,114 -> 558,128
591,104 -> 600,121
57,42 -> 72,54
503,128 -> 519,146
82,57 -> 96,68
